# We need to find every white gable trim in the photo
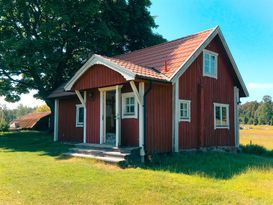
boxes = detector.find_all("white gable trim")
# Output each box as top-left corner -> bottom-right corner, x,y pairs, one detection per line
170,26 -> 249,97
64,54 -> 135,91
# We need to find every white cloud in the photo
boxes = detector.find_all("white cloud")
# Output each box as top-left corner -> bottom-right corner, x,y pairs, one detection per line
248,83 -> 273,90
0,90 -> 45,109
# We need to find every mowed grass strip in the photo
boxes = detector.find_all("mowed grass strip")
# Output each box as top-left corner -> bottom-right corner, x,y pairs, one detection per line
0,131 -> 273,205
240,125 -> 273,150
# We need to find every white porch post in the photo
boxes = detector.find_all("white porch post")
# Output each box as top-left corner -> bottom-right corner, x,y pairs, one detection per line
99,91 -> 104,144
75,90 -> 87,143
139,82 -> 145,157
174,80 -> 179,152
53,99 -> 59,142
130,81 -> 145,159
234,86 -> 240,148
115,85 -> 122,147
83,91 -> 87,143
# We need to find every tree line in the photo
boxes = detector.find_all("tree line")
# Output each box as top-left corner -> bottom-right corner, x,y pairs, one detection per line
240,95 -> 273,125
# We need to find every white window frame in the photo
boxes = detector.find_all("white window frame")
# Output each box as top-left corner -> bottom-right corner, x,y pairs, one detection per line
76,104 -> 84,127
179,100 -> 191,122
203,49 -> 218,79
214,103 -> 230,129
122,92 -> 138,119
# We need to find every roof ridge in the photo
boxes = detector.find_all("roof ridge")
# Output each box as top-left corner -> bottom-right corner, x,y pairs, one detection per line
114,27 -> 217,58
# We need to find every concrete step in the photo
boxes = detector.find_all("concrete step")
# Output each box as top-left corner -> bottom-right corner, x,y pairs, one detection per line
75,144 -> 139,153
64,152 -> 125,164
69,148 -> 130,158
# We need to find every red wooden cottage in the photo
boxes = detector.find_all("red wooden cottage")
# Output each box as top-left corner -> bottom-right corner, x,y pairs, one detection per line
49,26 -> 248,160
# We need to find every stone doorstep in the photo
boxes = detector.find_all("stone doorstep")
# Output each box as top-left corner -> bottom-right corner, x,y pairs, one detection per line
75,143 -> 140,153
69,147 -> 130,157
63,152 -> 125,164
65,143 -> 141,164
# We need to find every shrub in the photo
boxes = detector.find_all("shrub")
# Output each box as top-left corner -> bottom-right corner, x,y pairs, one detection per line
241,144 -> 267,155
0,119 -> 9,132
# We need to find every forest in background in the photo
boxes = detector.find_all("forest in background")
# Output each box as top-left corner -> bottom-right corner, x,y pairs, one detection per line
240,95 -> 273,125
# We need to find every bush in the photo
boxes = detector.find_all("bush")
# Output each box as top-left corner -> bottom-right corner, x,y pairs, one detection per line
0,119 -> 9,132
241,144 -> 267,156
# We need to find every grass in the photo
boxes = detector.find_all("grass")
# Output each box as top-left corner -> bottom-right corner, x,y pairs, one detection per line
1,131 -> 273,204
240,125 -> 273,150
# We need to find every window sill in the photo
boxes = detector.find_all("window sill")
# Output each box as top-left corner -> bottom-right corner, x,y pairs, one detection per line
179,118 -> 191,122
122,114 -> 138,119
203,74 -> 217,79
76,124 -> 84,128
214,126 -> 230,130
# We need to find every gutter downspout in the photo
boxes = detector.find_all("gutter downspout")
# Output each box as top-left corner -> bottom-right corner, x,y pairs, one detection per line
143,80 -> 153,159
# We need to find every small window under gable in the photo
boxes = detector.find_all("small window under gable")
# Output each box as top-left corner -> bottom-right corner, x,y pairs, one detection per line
122,92 -> 138,119
76,104 -> 84,127
203,49 -> 218,78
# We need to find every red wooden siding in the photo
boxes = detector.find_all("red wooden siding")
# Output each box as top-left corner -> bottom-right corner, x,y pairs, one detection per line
146,83 -> 173,154
73,64 -> 126,90
58,97 -> 83,142
179,35 -> 235,149
86,89 -> 100,143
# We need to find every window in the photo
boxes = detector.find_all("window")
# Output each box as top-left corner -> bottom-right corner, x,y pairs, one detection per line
179,100 -> 191,122
203,49 -> 218,78
76,104 -> 84,127
122,92 -> 138,119
214,103 -> 229,129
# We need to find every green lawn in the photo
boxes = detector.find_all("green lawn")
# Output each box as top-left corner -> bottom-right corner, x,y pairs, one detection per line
1,132 -> 273,204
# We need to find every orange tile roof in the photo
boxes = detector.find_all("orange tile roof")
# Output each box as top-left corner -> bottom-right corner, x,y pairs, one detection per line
111,28 -> 215,79
10,112 -> 51,129
103,56 -> 168,81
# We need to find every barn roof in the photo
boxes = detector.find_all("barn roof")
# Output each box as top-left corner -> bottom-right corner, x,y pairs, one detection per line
10,112 -> 51,129
63,26 -> 248,97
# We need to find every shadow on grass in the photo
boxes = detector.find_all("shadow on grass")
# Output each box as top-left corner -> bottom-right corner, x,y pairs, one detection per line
0,131 -> 73,159
128,149 -> 273,179
1,131 -> 273,179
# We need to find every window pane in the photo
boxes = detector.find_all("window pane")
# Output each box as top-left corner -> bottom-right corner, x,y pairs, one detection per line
205,53 -> 210,74
222,107 -> 227,126
130,105 -> 134,113
215,106 -> 221,126
210,55 -> 215,75
78,107 -> 84,123
130,97 -> 134,105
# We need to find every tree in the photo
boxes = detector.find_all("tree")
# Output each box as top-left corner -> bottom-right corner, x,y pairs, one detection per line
34,104 -> 50,113
14,104 -> 35,119
263,95 -> 272,103
0,0 -> 165,110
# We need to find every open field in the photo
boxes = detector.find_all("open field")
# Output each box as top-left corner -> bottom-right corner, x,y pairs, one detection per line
240,125 -> 273,150
1,131 -> 273,204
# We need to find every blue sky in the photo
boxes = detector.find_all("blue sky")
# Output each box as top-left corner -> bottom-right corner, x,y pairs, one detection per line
150,0 -> 273,103
1,0 -> 273,108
